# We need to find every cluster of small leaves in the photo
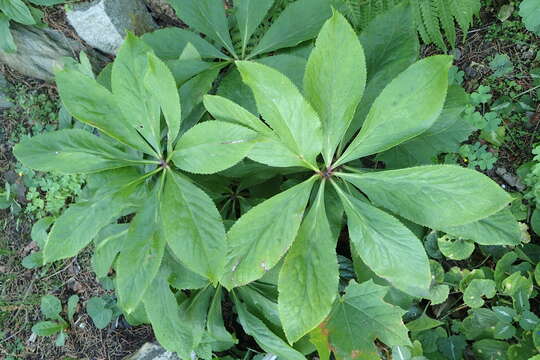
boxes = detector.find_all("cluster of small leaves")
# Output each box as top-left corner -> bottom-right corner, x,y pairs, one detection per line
0,0 -> 66,53
31,294 -> 78,347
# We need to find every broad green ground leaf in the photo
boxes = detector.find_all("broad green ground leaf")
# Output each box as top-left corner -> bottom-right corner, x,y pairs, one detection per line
340,165 -> 512,229
278,182 -> 339,343
161,171 -> 227,282
143,264 -> 194,359
344,3 -> 419,143
437,335 -> 467,360
167,0 -> 236,57
116,190 -> 166,314
14,130 -> 136,174
235,0 -> 274,57
440,208 -> 521,246
304,10 -> 366,165
248,136 -> 309,168
31,321 -> 63,336
56,69 -> 156,156
0,0 -> 35,24
31,217 -> 54,248
326,280 -> 410,359
172,121 -> 257,174
142,27 -> 228,60
464,279 -> 496,308
0,14 -> 16,52
437,236 -> 475,260
144,52 -> 182,153
335,186 -> 431,297
203,95 -> 272,134
221,177 -> 316,289
378,85 -> 473,168
112,34 -> 161,152
91,224 -> 129,278
249,0 -> 331,58
41,295 -> 62,320
429,284 -> 450,305
86,297 -> 113,329
44,185 -> 139,263
237,61 -> 322,169
258,54 -> 308,90
67,295 -> 78,323
472,339 -> 510,360
181,286 -> 214,348
406,314 -> 444,332
336,56 -> 452,166
233,295 -> 306,360
520,0 -> 540,35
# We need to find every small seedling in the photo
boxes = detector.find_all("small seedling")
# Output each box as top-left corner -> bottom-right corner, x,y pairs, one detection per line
31,294 -> 79,347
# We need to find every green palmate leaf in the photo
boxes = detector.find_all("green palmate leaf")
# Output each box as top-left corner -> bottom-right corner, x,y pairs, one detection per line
14,130 -> 137,175
463,279 -> 496,308
161,171 -> 227,282
167,0 -> 236,57
112,34 -> 161,152
441,208 -> 521,246
406,314 -> 444,332
203,95 -> 272,135
335,186 -> 431,297
437,236 -> 475,260
0,14 -> 16,53
41,295 -> 62,320
235,0 -> 274,58
144,52 -> 182,153
326,280 -> 411,359
0,0 -> 35,25
143,263 -> 194,359
336,55 -> 452,166
165,251 -> 209,290
44,184 -> 140,263
91,224 -> 129,278
236,61 -> 322,169
233,295 -> 306,360
32,321 -> 64,336
221,177 -> 316,289
142,28 -> 228,60
378,85 -> 473,168
55,69 -> 156,156
249,0 -> 331,58
310,326 -> 331,360
172,121 -> 257,174
278,182 -> 339,344
304,10 -> 366,166
472,339 -> 510,360
116,188 -> 166,314
340,165 -> 511,229
344,2 -> 419,143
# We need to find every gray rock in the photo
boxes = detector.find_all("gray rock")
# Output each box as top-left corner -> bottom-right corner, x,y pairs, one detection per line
67,0 -> 157,55
0,73 -> 14,109
124,343 -> 180,360
495,167 -> 526,191
0,24 -> 83,81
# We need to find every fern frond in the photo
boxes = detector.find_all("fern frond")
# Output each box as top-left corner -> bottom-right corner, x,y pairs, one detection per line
436,0 -> 456,48
419,0 -> 447,50
451,0 -> 481,39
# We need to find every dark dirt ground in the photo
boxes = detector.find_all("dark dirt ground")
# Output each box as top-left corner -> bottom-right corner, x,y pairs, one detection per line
1,1 -> 539,360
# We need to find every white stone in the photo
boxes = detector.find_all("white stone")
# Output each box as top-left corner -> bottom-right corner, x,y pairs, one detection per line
67,0 -> 157,55
124,343 -> 179,360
